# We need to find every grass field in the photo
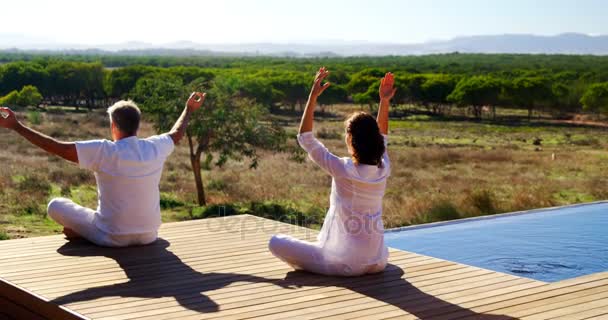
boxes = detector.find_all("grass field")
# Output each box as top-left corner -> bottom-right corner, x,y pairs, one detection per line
1,106 -> 607,239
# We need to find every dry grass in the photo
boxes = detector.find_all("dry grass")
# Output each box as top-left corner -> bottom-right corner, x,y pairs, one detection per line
1,106 -> 608,239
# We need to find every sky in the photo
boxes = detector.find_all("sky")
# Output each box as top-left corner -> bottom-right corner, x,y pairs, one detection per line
2,0 -> 607,45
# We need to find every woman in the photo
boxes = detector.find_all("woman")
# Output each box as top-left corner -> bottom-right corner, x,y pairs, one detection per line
269,67 -> 396,276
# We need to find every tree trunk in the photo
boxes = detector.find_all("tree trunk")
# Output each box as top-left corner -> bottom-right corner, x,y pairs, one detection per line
191,152 -> 206,206
188,133 -> 206,206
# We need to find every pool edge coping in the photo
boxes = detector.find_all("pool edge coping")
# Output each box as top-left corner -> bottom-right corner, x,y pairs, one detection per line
385,200 -> 608,233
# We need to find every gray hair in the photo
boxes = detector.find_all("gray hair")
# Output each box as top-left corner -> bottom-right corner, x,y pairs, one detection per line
107,100 -> 141,136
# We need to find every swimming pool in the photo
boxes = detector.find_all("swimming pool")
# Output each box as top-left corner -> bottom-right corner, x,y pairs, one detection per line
384,202 -> 608,282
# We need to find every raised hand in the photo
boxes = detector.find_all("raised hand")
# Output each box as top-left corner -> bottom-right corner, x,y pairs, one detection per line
310,67 -> 331,98
379,72 -> 397,101
0,107 -> 19,130
186,92 -> 206,112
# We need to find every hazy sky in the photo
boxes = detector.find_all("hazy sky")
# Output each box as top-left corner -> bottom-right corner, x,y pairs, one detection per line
3,0 -> 606,44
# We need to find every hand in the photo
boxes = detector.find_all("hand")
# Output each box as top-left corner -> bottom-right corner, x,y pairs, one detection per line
379,72 -> 397,101
0,107 -> 19,130
310,67 -> 331,98
186,92 -> 206,112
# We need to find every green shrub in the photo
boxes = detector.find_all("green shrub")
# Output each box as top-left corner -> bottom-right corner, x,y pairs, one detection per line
247,201 -> 307,226
317,128 -> 342,140
27,110 -> 42,125
191,203 -> 244,219
160,194 -> 185,209
416,201 -> 461,224
18,174 -> 51,197
190,201 -> 325,228
0,85 -> 43,107
20,202 -> 46,216
207,179 -> 227,191
0,90 -> 20,106
0,231 -> 9,241
468,189 -> 498,215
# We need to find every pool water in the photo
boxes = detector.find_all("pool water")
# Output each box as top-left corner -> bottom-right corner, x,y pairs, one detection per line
384,203 -> 608,282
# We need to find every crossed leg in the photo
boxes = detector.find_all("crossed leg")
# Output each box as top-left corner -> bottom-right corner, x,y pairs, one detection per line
47,197 -> 99,242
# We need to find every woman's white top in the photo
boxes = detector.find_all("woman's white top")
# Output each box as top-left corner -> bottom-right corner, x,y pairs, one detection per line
297,132 -> 390,270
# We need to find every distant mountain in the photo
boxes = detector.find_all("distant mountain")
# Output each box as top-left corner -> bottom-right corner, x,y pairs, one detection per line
1,33 -> 607,56
420,33 -> 608,55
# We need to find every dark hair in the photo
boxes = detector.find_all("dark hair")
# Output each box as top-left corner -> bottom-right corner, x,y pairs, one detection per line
345,112 -> 385,167
107,100 -> 141,136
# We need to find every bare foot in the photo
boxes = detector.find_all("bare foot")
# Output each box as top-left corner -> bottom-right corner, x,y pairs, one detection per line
63,228 -> 82,240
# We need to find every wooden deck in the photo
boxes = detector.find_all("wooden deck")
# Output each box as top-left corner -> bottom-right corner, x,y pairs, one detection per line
1,214 -> 607,320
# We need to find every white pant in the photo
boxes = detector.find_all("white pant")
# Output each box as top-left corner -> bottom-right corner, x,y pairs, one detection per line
268,234 -> 387,277
47,197 -> 157,247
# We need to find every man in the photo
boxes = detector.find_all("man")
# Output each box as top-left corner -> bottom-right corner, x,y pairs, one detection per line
0,92 -> 205,247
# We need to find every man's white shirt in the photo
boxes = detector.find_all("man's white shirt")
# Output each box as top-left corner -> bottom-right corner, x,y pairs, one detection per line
75,134 -> 174,235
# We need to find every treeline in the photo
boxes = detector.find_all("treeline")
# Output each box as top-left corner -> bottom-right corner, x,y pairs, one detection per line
1,53 -> 608,116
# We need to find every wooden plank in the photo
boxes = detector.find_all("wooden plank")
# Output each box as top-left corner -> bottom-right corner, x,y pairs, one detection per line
495,285 -> 608,318
521,292 -> 608,320
432,275 -> 608,320
300,278 -> 543,320
82,259 -> 457,319
69,255 -> 433,318
551,306 -> 608,320
0,297 -> 47,320
70,254 -> 428,312
246,275 -> 516,320
0,224 -> 313,264
68,254 -> 428,311
0,278 -> 87,320
130,266 -> 500,320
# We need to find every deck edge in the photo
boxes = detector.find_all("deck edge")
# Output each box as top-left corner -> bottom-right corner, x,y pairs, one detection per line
0,278 -> 88,320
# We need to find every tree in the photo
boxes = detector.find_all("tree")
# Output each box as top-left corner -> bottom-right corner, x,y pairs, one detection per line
0,62 -> 48,96
266,73 -> 309,112
106,65 -> 158,98
130,73 -> 185,131
346,72 -> 379,96
506,77 -> 553,120
420,75 -> 457,114
550,82 -> 573,114
395,74 -> 426,105
353,85 -> 377,112
581,82 -> 608,115
132,74 -> 286,206
318,84 -> 348,113
447,76 -> 502,119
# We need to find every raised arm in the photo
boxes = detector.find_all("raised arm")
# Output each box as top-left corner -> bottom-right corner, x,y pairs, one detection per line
0,107 -> 78,163
298,67 -> 331,134
377,72 -> 396,135
168,92 -> 206,145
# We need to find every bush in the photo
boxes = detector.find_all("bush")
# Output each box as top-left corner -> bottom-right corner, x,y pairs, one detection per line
17,85 -> 43,107
247,201 -> 308,226
207,179 -> 227,191
160,194 -> 186,209
190,201 -> 325,228
191,203 -> 244,219
17,174 -> 51,197
0,85 -> 43,107
415,201 -> 461,224
27,110 -> 42,125
0,231 -> 9,241
0,90 -> 20,106
316,128 -> 342,140
467,189 -> 498,215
